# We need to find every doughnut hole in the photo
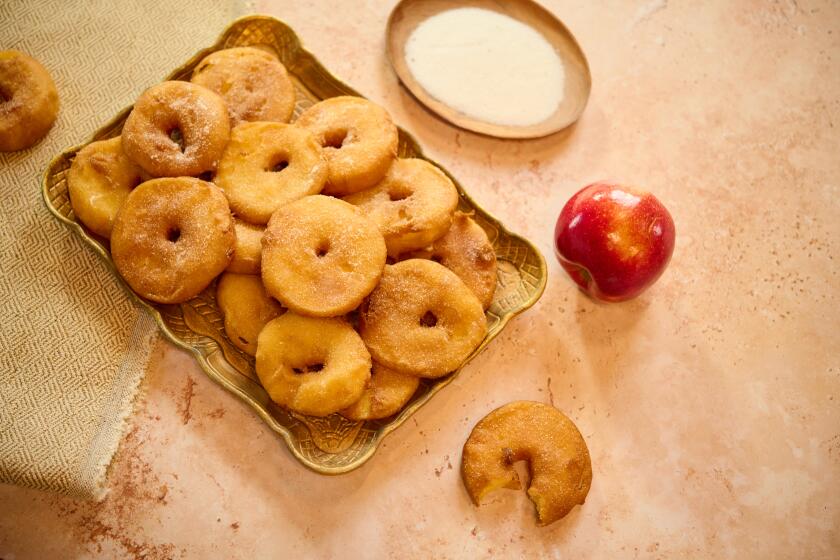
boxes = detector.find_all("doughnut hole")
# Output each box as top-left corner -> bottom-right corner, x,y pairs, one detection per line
166,226 -> 181,243
168,127 -> 186,152
322,128 -> 348,150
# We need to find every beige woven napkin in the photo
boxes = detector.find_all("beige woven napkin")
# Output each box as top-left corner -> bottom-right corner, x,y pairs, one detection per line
0,0 -> 243,500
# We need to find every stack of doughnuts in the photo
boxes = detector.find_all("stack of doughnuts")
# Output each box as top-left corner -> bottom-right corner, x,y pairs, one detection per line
67,46 -> 499,421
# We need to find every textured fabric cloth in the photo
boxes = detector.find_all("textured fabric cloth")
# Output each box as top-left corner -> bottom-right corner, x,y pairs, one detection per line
0,0 -> 242,500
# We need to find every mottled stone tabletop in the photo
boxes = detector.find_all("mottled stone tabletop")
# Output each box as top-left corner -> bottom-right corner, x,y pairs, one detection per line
2,1 -> 839,558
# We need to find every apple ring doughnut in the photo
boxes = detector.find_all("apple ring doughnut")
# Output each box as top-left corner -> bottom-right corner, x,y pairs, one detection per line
122,81 -> 230,178
111,177 -> 235,304
256,313 -> 371,416
226,219 -> 263,274
461,401 -> 592,526
359,259 -> 486,378
343,158 -> 458,256
0,50 -> 59,151
262,195 -> 386,317
217,272 -> 284,356
68,137 -> 144,238
215,122 -> 327,224
407,212 -> 497,309
295,96 -> 398,195
340,362 -> 420,421
191,47 -> 295,126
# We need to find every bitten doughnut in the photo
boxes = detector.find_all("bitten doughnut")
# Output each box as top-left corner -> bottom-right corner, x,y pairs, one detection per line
0,50 -> 59,152
256,313 -> 371,416
262,195 -> 386,317
217,272 -> 284,356
215,122 -> 327,224
295,96 -> 398,195
340,362 -> 420,421
122,81 -> 230,178
111,177 -> 235,303
359,259 -> 486,378
343,158 -> 458,256
407,212 -> 497,309
191,47 -> 295,126
227,219 -> 263,274
461,401 -> 592,526
68,137 -> 144,238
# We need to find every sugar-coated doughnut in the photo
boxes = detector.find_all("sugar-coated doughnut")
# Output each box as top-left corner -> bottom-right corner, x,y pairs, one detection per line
122,81 -> 230,178
295,96 -> 398,196
256,313 -> 371,416
262,195 -> 386,317
461,401 -> 592,526
68,137 -> 144,238
359,259 -> 486,378
191,47 -> 295,126
227,219 -> 263,274
407,212 -> 497,309
215,122 -> 327,224
340,362 -> 420,421
343,158 -> 458,256
111,177 -> 235,304
0,50 -> 59,151
217,272 -> 284,356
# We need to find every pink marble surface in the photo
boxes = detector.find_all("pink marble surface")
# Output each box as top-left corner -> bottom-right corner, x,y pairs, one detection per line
2,0 -> 840,558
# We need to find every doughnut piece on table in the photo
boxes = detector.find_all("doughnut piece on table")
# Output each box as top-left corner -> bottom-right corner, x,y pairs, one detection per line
0,50 -> 59,151
295,96 -> 398,196
122,81 -> 230,178
111,177 -> 235,304
256,313 -> 370,417
461,401 -> 592,526
68,137 -> 144,238
262,195 -> 386,317
359,259 -> 486,378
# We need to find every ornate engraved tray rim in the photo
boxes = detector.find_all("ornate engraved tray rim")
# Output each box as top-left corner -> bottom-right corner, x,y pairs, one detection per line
41,15 -> 547,474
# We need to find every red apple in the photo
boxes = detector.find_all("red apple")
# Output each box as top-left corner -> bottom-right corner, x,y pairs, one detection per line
554,182 -> 675,302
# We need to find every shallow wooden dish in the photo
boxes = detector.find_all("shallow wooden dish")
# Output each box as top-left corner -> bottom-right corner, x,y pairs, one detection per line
42,15 -> 546,474
386,0 -> 591,138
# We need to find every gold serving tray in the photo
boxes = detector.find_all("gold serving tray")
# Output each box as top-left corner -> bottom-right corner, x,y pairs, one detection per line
42,15 -> 546,474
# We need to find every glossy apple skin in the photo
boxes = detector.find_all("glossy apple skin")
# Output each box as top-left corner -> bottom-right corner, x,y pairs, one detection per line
554,183 -> 675,302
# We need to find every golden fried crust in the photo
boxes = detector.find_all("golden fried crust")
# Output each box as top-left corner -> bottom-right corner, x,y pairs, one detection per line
191,46 -> 295,127
0,50 -> 59,151
226,219 -> 264,274
359,259 -> 486,377
68,137 -> 143,238
343,158 -> 458,256
215,122 -> 327,224
295,96 -> 398,195
262,195 -> 386,317
461,401 -> 592,526
111,178 -> 235,304
122,81 -> 230,177
256,313 -> 370,416
340,362 -> 420,421
217,272 -> 284,356
407,212 -> 497,309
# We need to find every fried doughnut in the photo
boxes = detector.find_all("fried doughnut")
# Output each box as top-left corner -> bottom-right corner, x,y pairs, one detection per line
67,137 -> 144,238
122,81 -> 230,178
340,362 -> 420,421
256,313 -> 370,416
262,195 -> 386,317
407,212 -> 497,309
343,158 -> 458,256
0,50 -> 59,151
461,401 -> 592,526
295,96 -> 398,196
215,122 -> 327,224
359,259 -> 486,378
217,272 -> 284,356
191,47 -> 295,126
226,219 -> 263,274
111,177 -> 235,303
